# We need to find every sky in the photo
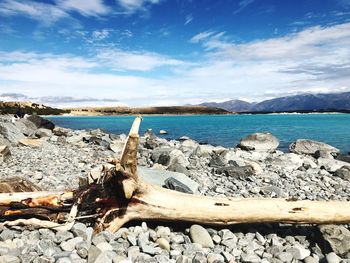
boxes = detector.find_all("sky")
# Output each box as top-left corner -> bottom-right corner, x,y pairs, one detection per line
0,0 -> 350,107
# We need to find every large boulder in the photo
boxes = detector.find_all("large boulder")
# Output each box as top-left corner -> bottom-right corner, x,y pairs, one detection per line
216,165 -> 254,178
289,139 -> 339,157
138,166 -> 199,193
168,149 -> 190,168
179,139 -> 199,155
267,153 -> 304,171
32,128 -> 53,138
26,115 -> 55,130
151,147 -> 172,166
238,132 -> 279,153
0,121 -> 25,143
319,225 -> 350,257
14,118 -> 37,136
334,166 -> 350,181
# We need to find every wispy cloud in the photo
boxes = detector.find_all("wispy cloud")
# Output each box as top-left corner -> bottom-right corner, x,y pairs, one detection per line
96,48 -> 185,71
185,14 -> 193,25
0,0 -> 69,25
0,0 -> 111,26
55,0 -> 110,17
233,0 -> 256,15
1,22 -> 350,107
115,0 -> 162,15
189,31 -> 215,43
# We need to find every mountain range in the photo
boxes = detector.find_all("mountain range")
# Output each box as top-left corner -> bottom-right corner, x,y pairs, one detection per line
199,92 -> 350,113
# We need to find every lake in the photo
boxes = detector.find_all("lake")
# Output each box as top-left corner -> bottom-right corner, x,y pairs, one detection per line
47,114 -> 350,154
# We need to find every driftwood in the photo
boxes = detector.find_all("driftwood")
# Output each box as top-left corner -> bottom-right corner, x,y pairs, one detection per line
1,116 -> 350,233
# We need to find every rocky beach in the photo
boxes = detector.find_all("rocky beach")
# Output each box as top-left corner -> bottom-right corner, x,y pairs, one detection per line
0,115 -> 350,263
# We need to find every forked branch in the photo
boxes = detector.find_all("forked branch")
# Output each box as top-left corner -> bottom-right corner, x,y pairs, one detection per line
1,116 -> 350,232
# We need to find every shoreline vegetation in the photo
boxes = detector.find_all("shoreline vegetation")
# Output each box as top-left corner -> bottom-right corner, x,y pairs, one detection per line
1,101 -> 350,116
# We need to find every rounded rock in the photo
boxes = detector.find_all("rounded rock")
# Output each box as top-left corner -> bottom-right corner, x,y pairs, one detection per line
189,224 -> 214,248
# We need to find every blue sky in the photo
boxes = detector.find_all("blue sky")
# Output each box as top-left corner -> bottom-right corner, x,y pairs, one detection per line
0,0 -> 350,107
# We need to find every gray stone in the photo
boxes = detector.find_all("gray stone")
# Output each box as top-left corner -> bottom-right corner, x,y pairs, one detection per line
56,258 -> 72,263
314,150 -> 334,159
241,253 -> 261,263
71,223 -> 88,238
169,149 -> 190,168
304,256 -> 319,263
96,242 -> 113,252
238,132 -> 279,153
0,255 -> 20,263
276,252 -> 293,263
76,241 -> 89,259
0,229 -> 15,241
319,225 -> 350,256
127,234 -> 137,246
218,229 -> 236,241
326,252 -> 340,263
92,234 -> 107,246
192,253 -> 207,263
55,231 -> 74,243
207,253 -> 225,263
36,240 -> 57,256
33,256 -> 55,263
0,122 -> 25,143
141,244 -> 162,255
287,245 -> 311,260
34,128 -> 53,138
60,237 -> 83,251
94,251 -> 114,263
189,224 -> 214,248
163,177 -> 193,194
88,245 -> 101,263
216,165 -> 254,178
289,139 -> 339,156
334,166 -> 350,181
128,246 -> 140,261
176,255 -> 191,263
138,166 -> 199,194
151,147 -> 171,166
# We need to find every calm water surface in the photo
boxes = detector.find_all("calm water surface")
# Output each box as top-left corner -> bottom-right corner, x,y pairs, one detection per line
47,114 -> 350,153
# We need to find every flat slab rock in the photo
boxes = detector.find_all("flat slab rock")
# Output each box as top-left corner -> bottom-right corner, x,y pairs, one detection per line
137,166 -> 199,194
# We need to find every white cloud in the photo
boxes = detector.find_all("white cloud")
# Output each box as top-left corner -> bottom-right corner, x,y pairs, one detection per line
189,31 -> 215,43
185,14 -> 193,25
96,48 -> 185,71
1,22 -> 350,107
116,0 -> 161,14
233,0 -> 256,14
91,29 -> 111,41
0,0 -> 69,25
56,0 -> 110,17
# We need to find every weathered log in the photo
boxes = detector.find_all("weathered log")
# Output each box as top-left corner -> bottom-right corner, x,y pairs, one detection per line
1,115 -> 350,233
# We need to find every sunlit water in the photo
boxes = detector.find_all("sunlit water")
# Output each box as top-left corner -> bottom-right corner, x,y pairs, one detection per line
47,114 -> 350,154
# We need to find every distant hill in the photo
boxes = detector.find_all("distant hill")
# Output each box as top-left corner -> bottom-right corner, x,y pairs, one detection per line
0,101 -> 69,115
198,92 -> 350,113
199,99 -> 253,112
68,106 -> 229,116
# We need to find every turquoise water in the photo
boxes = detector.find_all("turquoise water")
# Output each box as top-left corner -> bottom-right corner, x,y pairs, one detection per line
47,114 -> 350,153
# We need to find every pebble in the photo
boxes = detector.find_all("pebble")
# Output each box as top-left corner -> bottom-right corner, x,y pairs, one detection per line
189,225 -> 214,248
326,252 -> 340,263
156,238 -> 170,251
60,237 -> 83,252
1,119 -> 350,262
287,245 -> 311,260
